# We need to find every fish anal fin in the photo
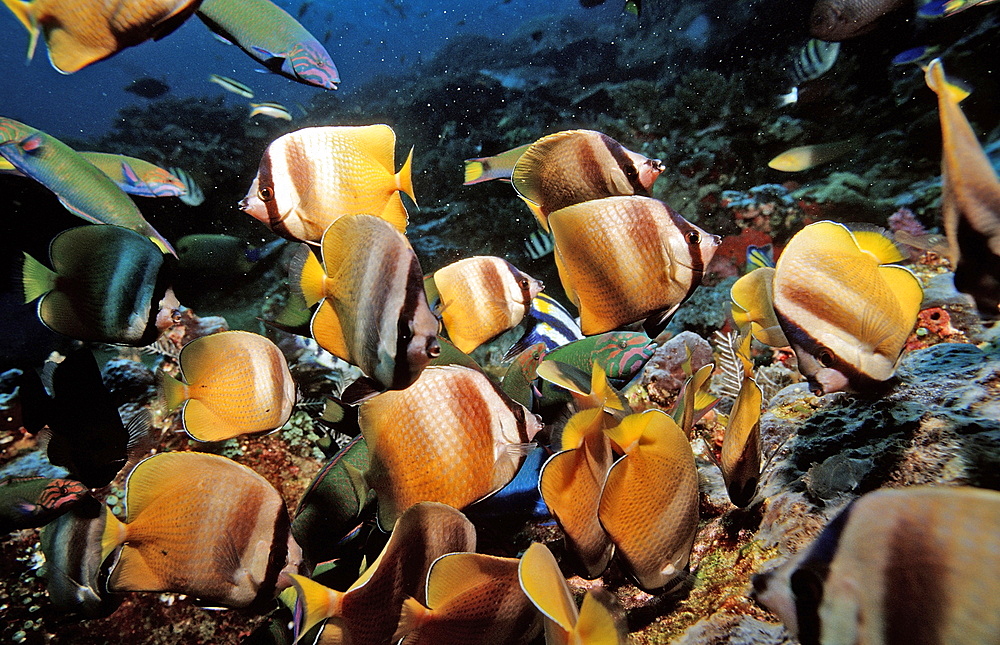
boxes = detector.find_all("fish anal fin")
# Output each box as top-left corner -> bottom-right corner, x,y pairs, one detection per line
379,193 -> 409,233
183,398 -> 243,442
576,590 -> 625,644
311,301 -> 352,362
109,545 -> 165,592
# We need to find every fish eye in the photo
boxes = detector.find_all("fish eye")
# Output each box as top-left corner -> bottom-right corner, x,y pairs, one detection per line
624,165 -> 638,180
427,341 -> 441,358
258,186 -> 274,201
170,309 -> 183,324
686,231 -> 701,244
818,348 -> 835,368
519,278 -> 530,290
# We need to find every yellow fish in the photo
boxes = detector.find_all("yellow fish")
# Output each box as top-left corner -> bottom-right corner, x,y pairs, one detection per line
767,139 -> 859,172
720,376 -> 762,508
548,195 -> 721,337
518,542 -> 626,645
295,214 -> 440,403
730,267 -> 789,347
101,452 -> 303,610
925,58 -> 1000,318
161,330 -> 296,442
463,143 -> 531,185
599,410 -> 699,593
432,256 -> 543,354
241,124 -> 415,242
752,486 -> 1000,645
287,502 -> 477,643
394,553 -> 542,645
769,221 -> 922,394
2,0 -> 200,73
360,364 -> 542,529
512,130 -> 665,232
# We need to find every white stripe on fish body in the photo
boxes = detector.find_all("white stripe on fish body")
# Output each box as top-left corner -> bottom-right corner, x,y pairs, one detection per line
524,230 -> 554,259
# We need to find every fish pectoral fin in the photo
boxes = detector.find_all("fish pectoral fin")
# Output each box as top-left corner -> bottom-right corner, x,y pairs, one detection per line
311,301 -> 352,361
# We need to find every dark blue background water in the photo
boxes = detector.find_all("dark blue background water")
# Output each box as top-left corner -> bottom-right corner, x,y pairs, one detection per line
1,0 -> 620,138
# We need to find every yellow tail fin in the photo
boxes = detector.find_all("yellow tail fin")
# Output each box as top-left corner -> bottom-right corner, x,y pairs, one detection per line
396,146 -> 417,207
21,252 -> 56,303
99,505 -> 127,563
287,573 -> 342,642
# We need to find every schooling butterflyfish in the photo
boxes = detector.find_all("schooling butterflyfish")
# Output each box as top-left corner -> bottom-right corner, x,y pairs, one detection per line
0,476 -> 89,534
197,0 -> 339,90
1,0 -> 199,73
599,410 -> 699,593
751,486 -> 1000,645
518,542 -> 627,645
720,376 -> 762,508
765,221 -> 922,394
360,364 -> 542,529
431,256 -> 543,355
293,214 -> 440,403
548,195 -> 721,337
809,0 -> 907,41
241,124 -> 415,242
925,58 -> 1000,318
161,331 -> 296,442
102,452 -> 304,610
0,118 -> 175,254
463,143 -> 531,185
22,225 -> 180,346
287,502 -> 477,644
512,130 -> 665,231
394,552 -> 542,645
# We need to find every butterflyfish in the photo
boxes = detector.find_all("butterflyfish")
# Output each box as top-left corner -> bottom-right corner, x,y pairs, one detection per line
37,348 -> 153,488
769,221 -> 922,394
720,376 -> 762,508
925,58 -> 1000,318
287,502 -> 477,643
0,476 -> 89,534
360,364 -> 542,529
0,118 -> 175,255
160,330 -> 296,442
598,410 -> 699,593
1,0 -> 199,73
197,0 -> 339,90
548,195 -> 721,337
40,496 -> 122,618
394,553 -> 542,645
463,143 -> 531,185
101,451 -> 304,610
809,0 -> 908,41
250,101 -> 293,120
22,225 -> 180,346
751,486 -> 1000,645
431,256 -> 543,354
503,293 -> 584,361
730,267 -> 789,347
767,139 -> 859,172
518,542 -> 627,645
539,406 -> 616,579
293,214 -> 440,403
241,124 -> 415,242
208,73 -> 254,97
512,130 -> 665,231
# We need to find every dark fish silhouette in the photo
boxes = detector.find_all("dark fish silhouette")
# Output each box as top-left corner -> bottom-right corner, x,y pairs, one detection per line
124,77 -> 170,99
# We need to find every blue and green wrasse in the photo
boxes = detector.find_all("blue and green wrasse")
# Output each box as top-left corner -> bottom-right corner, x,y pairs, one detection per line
197,0 -> 340,90
0,118 -> 175,255
0,476 -> 89,533
1,151 -> 185,198
544,332 -> 655,383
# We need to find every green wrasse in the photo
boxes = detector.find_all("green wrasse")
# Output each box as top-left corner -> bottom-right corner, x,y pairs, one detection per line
0,118 -> 175,254
0,151 -> 185,198
463,143 -> 531,185
0,477 -> 89,534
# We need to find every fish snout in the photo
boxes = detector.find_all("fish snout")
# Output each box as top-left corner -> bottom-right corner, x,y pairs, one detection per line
426,335 -> 441,359
709,233 -> 723,247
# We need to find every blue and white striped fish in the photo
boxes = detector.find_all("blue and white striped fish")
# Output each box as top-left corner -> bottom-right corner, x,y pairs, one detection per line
503,293 -> 583,361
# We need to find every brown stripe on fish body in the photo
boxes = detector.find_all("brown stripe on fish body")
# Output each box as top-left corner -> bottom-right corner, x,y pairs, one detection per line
882,516 -> 946,645
210,482 -> 268,604
598,132 -> 646,196
479,361 -> 537,443
392,253 -> 429,390
255,148 -> 285,234
249,500 -> 293,610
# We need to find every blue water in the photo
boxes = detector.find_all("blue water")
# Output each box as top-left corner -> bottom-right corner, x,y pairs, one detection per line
1,0 -> 616,138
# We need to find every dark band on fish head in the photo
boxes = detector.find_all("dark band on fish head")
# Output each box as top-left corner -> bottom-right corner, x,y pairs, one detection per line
393,254 -> 430,389
255,151 -> 285,235
665,204 -> 709,300
251,501 -> 293,611
502,259 -> 536,314
598,133 -> 647,196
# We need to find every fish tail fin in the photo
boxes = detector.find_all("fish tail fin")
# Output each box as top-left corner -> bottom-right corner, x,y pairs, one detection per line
289,244 -> 326,307
463,159 -> 486,185
21,252 -> 55,303
100,506 -> 127,563
392,597 -> 432,641
160,373 -> 189,413
924,58 -> 971,103
287,573 -> 342,642
1,0 -> 38,62
396,146 -> 417,207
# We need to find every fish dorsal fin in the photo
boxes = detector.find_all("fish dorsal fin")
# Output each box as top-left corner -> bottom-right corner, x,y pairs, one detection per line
730,267 -> 788,346
350,124 -> 398,174
561,407 -> 608,450
848,226 -> 906,264
925,58 -> 970,104
123,452 -> 230,521
575,590 -> 625,645
378,193 -> 409,234
311,300 -> 352,362
518,542 -> 578,632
